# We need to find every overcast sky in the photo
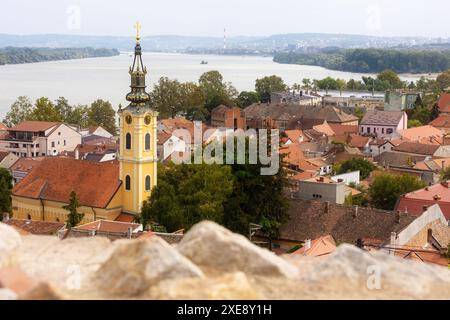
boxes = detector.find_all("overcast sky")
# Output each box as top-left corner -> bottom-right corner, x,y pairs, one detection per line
2,0 -> 449,38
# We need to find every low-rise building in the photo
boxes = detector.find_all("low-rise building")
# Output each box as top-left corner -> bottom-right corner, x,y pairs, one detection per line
293,176 -> 359,204
359,110 -> 407,138
384,90 -> 420,111
210,105 -> 246,130
0,121 -> 81,158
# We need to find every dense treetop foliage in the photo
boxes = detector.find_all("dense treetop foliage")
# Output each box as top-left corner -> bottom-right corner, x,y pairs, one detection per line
0,47 -> 119,65
274,48 -> 450,74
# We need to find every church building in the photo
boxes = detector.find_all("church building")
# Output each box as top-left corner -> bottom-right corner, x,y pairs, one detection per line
11,25 -> 158,223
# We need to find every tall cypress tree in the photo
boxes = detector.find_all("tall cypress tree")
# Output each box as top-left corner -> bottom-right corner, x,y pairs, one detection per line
63,191 -> 84,228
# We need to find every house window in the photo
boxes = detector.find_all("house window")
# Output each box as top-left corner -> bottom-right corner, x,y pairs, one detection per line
35,144 -> 39,148
145,133 -> 151,150
367,127 -> 370,133
27,214 -> 31,220
125,175 -> 131,191
382,128 -> 385,134
51,141 -> 55,148
126,133 -> 132,150
22,144 -> 26,148
386,128 -> 393,134
145,175 -> 151,191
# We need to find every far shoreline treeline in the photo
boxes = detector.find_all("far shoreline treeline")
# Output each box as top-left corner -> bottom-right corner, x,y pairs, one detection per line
0,47 -> 120,66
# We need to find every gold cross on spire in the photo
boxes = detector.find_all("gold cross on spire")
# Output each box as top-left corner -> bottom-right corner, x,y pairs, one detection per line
134,21 -> 142,43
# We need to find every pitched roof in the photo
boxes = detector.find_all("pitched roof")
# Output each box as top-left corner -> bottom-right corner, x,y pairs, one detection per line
157,131 -> 172,145
397,125 -> 443,142
74,220 -> 141,234
292,235 -> 337,257
374,151 -> 427,167
12,157 -> 121,208
278,199 -> 417,244
280,143 -> 317,171
244,103 -> 358,124
9,157 -> 45,173
396,181 -> 450,219
429,114 -> 450,128
360,110 -> 405,126
438,93 -> 450,113
313,122 -> 335,137
211,104 -> 230,115
0,151 -> 10,162
393,141 -> 440,156
0,123 -> 7,130
348,134 -> 371,148
284,129 -> 305,143
3,219 -> 64,235
328,124 -> 358,136
9,121 -> 60,132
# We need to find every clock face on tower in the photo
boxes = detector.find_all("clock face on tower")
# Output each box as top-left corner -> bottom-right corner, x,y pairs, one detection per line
144,114 -> 151,125
125,115 -> 132,125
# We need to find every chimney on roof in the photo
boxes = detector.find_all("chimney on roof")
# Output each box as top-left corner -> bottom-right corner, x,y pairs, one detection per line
395,210 -> 401,223
127,227 -> 133,239
75,148 -> 79,160
353,205 -> 359,218
304,239 -> 311,254
324,201 -> 330,213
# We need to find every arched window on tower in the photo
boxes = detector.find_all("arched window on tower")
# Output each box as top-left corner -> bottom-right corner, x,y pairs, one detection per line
126,133 -> 132,150
125,175 -> 131,191
145,133 -> 151,150
145,175 -> 151,191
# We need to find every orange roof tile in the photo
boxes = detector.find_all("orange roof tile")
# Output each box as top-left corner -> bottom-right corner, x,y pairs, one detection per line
328,124 -> 358,136
313,122 -> 335,137
13,157 -> 121,208
74,220 -> 141,233
348,134 -> 371,148
284,129 -> 305,143
9,121 -> 60,132
0,123 -> 7,130
293,235 -> 337,257
429,114 -> 450,128
438,93 -> 450,113
397,125 -> 443,142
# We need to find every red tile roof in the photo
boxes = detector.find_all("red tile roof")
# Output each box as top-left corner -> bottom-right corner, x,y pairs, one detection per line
10,157 -> 45,173
393,141 -> 440,155
292,235 -> 337,257
348,134 -> 371,148
13,157 -> 121,208
396,181 -> 450,219
74,220 -> 141,233
438,93 -> 450,113
9,121 -> 60,132
3,219 -> 65,235
429,114 -> 450,128
328,124 -> 358,136
114,213 -> 136,223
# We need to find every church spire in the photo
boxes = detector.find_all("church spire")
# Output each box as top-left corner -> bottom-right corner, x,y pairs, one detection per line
126,22 -> 150,107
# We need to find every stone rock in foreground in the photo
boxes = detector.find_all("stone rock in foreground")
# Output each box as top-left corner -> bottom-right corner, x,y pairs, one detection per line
93,236 -> 204,297
0,223 -> 22,266
177,221 -> 299,278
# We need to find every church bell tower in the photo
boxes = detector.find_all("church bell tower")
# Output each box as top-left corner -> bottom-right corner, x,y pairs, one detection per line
118,22 -> 158,214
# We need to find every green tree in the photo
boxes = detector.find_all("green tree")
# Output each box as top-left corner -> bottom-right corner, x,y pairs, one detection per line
436,69 -> 450,91
29,97 -> 63,122
199,71 -> 237,112
0,168 -> 13,220
55,97 -> 72,122
440,166 -> 450,181
179,82 -> 208,121
66,104 -> 90,128
336,79 -> 347,96
354,107 -> 365,122
408,119 -> 423,128
63,191 -> 84,228
317,76 -> 339,91
138,163 -> 234,231
237,91 -> 259,107
88,99 -> 117,134
377,69 -> 404,89
150,77 -> 183,118
255,75 -> 287,103
301,78 -> 312,90
369,173 -> 426,210
3,96 -> 34,127
336,158 -> 376,180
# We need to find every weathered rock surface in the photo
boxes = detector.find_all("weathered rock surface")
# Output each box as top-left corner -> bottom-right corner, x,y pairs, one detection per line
92,236 -> 204,297
0,223 -> 22,266
177,221 -> 299,278
0,221 -> 449,300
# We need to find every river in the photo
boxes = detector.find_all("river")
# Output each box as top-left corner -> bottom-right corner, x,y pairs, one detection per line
0,52 -> 434,117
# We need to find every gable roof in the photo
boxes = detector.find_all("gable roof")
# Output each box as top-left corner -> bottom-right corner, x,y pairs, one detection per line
3,219 -> 64,235
284,129 -> 305,143
9,121 -> 60,132
360,110 -> 405,126
328,124 -> 358,136
397,125 -> 443,143
393,141 -> 440,156
348,134 -> 371,148
13,157 -> 121,208
278,199 -> 417,244
374,151 -> 427,167
438,93 -> 450,113
429,114 -> 450,128
292,235 -> 337,257
74,220 -> 141,234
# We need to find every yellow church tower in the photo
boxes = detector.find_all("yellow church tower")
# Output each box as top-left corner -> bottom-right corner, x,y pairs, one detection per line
118,23 -> 158,214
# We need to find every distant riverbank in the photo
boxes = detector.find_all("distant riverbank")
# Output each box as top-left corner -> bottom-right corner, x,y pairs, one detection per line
0,47 -> 120,66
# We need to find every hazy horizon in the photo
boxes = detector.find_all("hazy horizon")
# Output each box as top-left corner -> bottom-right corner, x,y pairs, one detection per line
1,0 -> 449,38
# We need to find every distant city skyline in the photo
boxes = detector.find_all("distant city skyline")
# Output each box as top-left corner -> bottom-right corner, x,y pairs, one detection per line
1,0 -> 449,38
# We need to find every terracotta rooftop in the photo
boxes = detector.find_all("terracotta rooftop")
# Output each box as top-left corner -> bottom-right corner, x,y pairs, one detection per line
348,134 -> 371,148
3,219 -> 64,235
292,235 -> 337,257
10,157 -> 45,173
438,93 -> 450,113
313,122 -> 335,137
0,123 -> 7,130
328,124 -> 358,136
429,114 -> 450,128
396,181 -> 450,219
284,129 -> 305,144
393,141 -> 440,156
13,157 -> 121,208
397,125 -> 443,143
278,199 -> 417,244
360,110 -> 405,126
74,220 -> 141,234
157,131 -> 172,145
9,121 -> 60,132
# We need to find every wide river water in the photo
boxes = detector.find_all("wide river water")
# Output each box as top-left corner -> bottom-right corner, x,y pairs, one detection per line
0,52 -> 434,117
